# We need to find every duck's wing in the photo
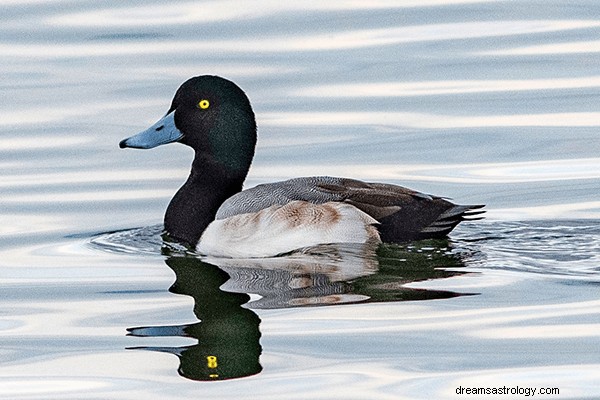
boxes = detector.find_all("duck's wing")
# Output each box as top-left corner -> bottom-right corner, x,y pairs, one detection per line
217,176 -> 403,218
216,176 -> 484,242
216,176 -> 348,219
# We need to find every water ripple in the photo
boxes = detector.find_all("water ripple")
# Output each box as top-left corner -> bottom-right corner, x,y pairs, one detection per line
89,220 -> 600,281
454,220 -> 600,278
294,76 -> 600,97
4,20 -> 599,58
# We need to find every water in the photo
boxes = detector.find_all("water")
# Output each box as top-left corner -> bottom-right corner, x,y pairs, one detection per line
1,1 -> 600,398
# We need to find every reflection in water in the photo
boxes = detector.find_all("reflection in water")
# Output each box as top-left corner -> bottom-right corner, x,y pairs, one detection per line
127,240 -> 471,381
127,257 -> 262,381
209,241 -> 471,308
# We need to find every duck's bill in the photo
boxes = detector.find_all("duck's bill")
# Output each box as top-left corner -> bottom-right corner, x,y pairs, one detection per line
119,111 -> 183,149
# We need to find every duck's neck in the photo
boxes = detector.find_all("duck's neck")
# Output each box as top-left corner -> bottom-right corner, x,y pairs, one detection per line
164,151 -> 248,247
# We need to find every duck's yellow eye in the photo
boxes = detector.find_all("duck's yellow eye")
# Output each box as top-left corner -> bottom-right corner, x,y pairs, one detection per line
198,99 -> 210,109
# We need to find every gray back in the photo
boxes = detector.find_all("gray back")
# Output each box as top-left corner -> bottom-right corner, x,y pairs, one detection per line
215,176 -> 348,219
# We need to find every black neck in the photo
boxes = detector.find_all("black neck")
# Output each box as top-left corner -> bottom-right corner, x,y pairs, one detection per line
164,151 -> 248,246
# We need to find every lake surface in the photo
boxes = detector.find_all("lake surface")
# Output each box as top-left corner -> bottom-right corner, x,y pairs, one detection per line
1,1 -> 599,398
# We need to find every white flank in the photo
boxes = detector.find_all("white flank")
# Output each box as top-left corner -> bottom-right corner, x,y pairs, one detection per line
197,201 -> 380,258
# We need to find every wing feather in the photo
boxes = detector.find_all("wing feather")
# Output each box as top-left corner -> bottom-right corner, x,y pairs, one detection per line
215,176 -> 484,242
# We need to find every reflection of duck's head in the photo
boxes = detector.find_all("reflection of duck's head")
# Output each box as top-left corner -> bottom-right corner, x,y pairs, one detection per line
120,75 -> 484,257
168,257 -> 263,381
127,255 -> 262,381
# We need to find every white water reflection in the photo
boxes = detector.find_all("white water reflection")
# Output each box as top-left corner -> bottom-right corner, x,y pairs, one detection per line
0,169 -> 185,188
473,323 -> 600,339
250,158 -> 600,184
295,76 -> 600,97
0,136 -> 92,150
2,189 -> 174,203
261,111 -> 600,128
492,201 -> 600,219
0,100 -> 164,127
47,0 -> 503,28
4,20 -> 599,58
263,296 -> 600,336
484,39 -> 600,55
0,379 -> 108,397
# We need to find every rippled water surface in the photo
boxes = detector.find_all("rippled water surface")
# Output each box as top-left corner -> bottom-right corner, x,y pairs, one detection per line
1,1 -> 600,399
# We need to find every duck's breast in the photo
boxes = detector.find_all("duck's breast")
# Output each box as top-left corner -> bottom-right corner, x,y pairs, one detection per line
197,200 -> 380,258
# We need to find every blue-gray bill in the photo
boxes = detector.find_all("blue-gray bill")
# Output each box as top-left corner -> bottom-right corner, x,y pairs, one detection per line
119,111 -> 182,149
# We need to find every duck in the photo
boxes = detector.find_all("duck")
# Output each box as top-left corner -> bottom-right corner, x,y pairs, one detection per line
119,75 -> 484,258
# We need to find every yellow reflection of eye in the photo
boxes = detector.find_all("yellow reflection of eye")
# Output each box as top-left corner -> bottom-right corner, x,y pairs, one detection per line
198,99 -> 210,109
207,355 -> 218,369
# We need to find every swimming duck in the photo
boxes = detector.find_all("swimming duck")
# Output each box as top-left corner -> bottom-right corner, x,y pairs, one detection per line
120,75 -> 484,257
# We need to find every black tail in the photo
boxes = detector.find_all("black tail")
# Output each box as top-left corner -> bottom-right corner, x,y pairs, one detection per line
420,204 -> 485,236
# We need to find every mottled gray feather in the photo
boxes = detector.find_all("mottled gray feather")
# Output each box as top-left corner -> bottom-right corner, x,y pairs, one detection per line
215,176 -> 484,242
216,176 -> 426,220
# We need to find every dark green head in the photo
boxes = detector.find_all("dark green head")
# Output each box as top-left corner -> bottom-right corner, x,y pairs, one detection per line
120,75 -> 257,173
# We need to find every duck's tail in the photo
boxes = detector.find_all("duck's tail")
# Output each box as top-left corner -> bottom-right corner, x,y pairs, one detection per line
420,204 -> 486,236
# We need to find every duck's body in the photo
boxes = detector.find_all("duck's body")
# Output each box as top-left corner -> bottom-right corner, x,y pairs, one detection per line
120,75 -> 483,257
199,200 -> 379,258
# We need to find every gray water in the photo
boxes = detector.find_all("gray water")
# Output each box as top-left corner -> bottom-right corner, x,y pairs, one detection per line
1,1 -> 600,398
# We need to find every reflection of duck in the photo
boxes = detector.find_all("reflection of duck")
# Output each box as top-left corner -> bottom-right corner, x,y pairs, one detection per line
119,75 -> 484,257
209,240 -> 471,308
127,256 -> 262,381
127,240 -> 470,381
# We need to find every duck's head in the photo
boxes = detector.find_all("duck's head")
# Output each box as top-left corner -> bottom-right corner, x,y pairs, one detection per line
120,75 -> 257,173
